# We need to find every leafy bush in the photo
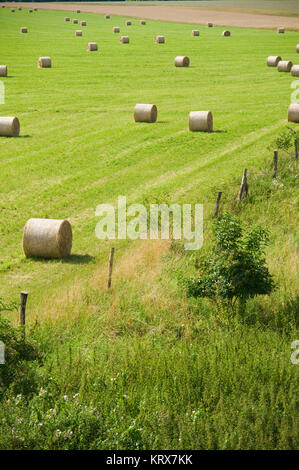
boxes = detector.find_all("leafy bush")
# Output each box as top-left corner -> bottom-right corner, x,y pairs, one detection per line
184,213 -> 275,316
270,126 -> 299,153
0,297 -> 17,313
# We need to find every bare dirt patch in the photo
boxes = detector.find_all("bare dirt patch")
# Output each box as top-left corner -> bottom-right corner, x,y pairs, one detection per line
9,2 -> 299,30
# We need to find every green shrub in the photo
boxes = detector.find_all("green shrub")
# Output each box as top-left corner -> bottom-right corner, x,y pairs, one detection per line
184,214 -> 275,317
269,127 -> 299,154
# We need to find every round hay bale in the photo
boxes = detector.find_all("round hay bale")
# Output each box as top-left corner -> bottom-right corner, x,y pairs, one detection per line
267,55 -> 281,67
87,42 -> 98,51
75,30 -> 82,37
288,104 -> 299,123
64,17 -> 70,22
291,65 -> 299,77
21,27 -> 28,34
192,30 -> 200,36
141,20 -> 146,25
222,30 -> 231,36
76,9 -> 80,14
277,27 -> 285,34
2,6 -> 6,8
174,56 -> 190,67
277,60 -> 292,72
120,36 -> 129,44
0,117 -> 20,137
126,20 -> 132,26
18,7 -> 22,11
296,44 -> 299,53
73,19 -> 78,24
29,9 -> 33,13
34,8 -> 38,11
155,36 -> 165,44
134,104 -> 157,123
113,27 -> 120,33
81,21 -> 87,26
22,218 -> 72,259
0,65 -> 7,77
189,111 -> 213,132
105,15 -> 110,19
207,23 -> 213,27
38,57 -> 52,68
11,8 -> 15,13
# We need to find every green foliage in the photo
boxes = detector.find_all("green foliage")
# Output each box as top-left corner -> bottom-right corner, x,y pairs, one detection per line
270,126 -> 299,153
185,214 -> 275,311
0,327 -> 297,450
0,300 -> 38,397
0,297 -> 17,313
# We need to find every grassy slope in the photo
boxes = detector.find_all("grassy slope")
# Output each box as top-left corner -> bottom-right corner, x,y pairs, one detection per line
0,8 -> 298,449
0,8 -> 298,302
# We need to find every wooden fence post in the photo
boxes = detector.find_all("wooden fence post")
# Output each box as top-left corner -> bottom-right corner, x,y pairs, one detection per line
238,168 -> 248,201
107,247 -> 115,289
295,139 -> 298,161
213,191 -> 222,218
273,150 -> 278,178
19,291 -> 28,340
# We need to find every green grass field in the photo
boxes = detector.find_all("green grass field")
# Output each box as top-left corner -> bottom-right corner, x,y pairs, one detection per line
0,7 -> 298,302
0,7 -> 298,450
